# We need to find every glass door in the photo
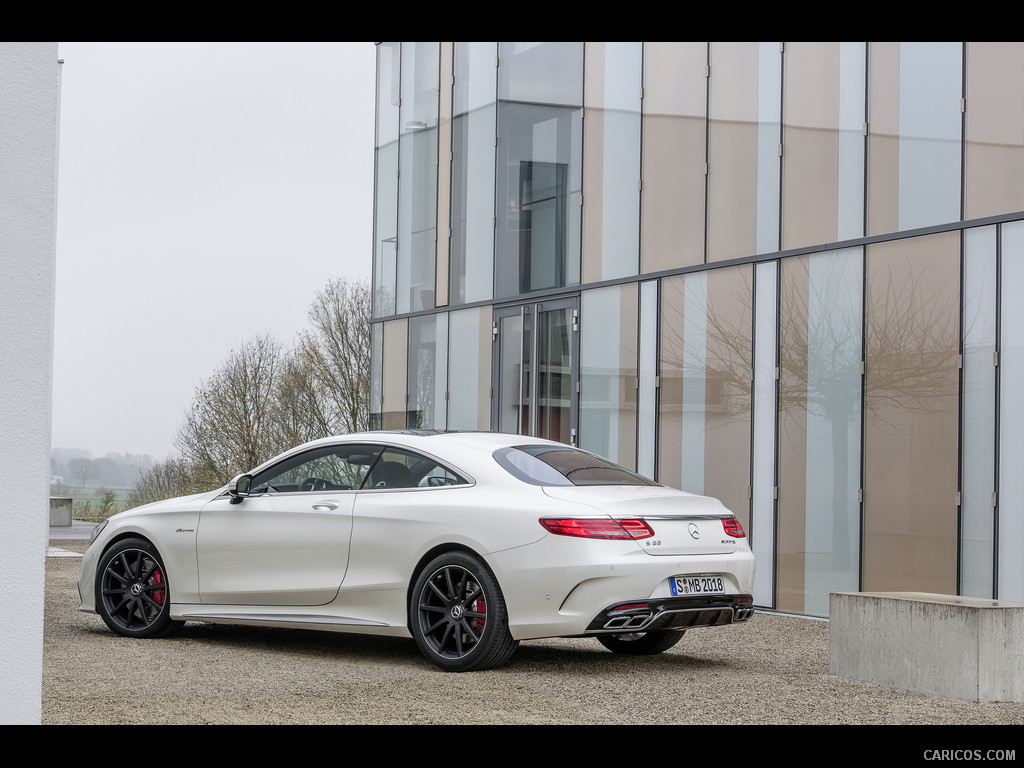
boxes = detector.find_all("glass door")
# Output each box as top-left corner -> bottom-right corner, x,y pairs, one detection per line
493,297 -> 579,445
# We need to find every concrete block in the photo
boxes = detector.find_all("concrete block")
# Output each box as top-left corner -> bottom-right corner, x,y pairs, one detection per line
830,592 -> 1024,702
49,497 -> 72,527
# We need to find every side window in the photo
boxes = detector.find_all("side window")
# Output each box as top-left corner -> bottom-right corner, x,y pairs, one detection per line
250,445 -> 384,494
362,448 -> 467,490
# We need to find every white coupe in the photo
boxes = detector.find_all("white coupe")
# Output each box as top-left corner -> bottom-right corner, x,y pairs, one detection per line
79,431 -> 755,671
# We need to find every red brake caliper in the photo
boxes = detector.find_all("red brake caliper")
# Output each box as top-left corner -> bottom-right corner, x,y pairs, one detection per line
474,597 -> 486,629
151,568 -> 166,606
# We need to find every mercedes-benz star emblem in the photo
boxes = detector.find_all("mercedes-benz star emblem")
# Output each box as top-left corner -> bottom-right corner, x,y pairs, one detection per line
688,522 -> 701,539
450,605 -> 464,620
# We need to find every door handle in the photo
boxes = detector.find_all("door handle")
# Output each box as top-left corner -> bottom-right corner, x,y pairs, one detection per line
312,500 -> 339,511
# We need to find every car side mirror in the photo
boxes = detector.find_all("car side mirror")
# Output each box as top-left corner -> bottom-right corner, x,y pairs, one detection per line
228,473 -> 252,504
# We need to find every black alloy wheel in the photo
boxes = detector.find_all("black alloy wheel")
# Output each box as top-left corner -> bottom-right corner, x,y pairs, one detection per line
96,538 -> 183,639
411,551 -> 518,672
597,629 -> 685,655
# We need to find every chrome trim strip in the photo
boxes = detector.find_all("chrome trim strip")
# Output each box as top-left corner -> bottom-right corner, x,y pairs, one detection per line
179,612 -> 390,628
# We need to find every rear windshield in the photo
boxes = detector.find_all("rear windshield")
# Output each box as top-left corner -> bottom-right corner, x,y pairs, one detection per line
494,445 -> 659,487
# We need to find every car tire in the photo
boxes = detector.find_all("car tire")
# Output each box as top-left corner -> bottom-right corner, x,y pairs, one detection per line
96,537 -> 184,639
597,629 -> 685,655
411,551 -> 519,672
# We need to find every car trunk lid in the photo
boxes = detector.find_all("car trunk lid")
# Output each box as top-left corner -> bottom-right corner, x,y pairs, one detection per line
541,485 -> 740,556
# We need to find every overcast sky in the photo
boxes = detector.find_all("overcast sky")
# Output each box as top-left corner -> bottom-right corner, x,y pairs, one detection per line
52,42 -> 376,460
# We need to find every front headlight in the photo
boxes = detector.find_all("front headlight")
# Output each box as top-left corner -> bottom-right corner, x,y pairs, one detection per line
89,519 -> 108,544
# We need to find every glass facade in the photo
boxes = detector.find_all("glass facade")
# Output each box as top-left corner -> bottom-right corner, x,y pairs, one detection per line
370,42 -> 1024,617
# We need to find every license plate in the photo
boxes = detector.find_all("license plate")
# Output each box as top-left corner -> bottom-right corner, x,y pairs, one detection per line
669,575 -> 725,596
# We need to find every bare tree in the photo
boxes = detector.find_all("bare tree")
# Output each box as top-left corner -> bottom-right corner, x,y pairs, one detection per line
298,277 -> 372,435
67,457 -> 96,488
175,333 -> 283,485
127,457 -> 214,507
136,279 -> 371,506
267,346 -> 335,449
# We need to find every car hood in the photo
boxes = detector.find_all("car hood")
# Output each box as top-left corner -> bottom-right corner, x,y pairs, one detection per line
541,485 -> 740,555
117,488 -> 224,518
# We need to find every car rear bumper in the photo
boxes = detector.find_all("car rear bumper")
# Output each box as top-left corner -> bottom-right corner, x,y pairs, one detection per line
585,594 -> 755,634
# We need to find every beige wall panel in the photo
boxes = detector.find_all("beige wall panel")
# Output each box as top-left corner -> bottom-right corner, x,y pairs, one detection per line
862,233 -> 959,593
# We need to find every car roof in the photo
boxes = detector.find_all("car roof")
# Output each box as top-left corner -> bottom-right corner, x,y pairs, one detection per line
245,430 -> 567,478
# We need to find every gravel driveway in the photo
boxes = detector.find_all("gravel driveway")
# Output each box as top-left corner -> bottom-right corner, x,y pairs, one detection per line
43,538 -> 1024,726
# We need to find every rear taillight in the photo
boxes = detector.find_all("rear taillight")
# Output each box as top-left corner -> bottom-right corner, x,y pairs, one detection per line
540,517 -> 655,540
723,516 -> 746,538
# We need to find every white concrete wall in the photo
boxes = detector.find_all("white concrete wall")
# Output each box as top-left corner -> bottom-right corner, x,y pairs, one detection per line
830,592 -> 1024,702
0,42 -> 60,724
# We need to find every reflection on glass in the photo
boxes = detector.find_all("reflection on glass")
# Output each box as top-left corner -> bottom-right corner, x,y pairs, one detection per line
582,42 -> 641,282
778,250 -> 862,616
580,284 -> 638,468
659,266 -> 753,527
498,311 -> 525,435
397,42 -> 439,313
537,307 -> 573,444
495,42 -> 583,299
373,42 -> 401,318
868,42 -> 962,234
640,42 -> 707,272
707,42 -> 781,262
497,42 -> 583,106
999,221 -> 1024,601
782,42 -> 865,251
450,42 -> 496,306
863,233 -> 959,593
965,43 -> 1024,219
961,226 -> 997,598
407,314 -> 448,430
637,281 -> 658,478
752,261 -> 778,606
381,319 -> 407,430
369,323 -> 383,430
448,307 -> 492,431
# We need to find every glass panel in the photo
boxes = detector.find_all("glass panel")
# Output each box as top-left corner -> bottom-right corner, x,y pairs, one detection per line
862,233 -> 959,593
498,310 -> 526,435
252,445 -> 383,493
752,260 -> 778,607
580,284 -> 638,468
373,42 -> 400,318
999,221 -> 1024,601
397,42 -> 439,313
536,305 -> 573,444
961,226 -> 997,598
381,319 -> 407,430
777,249 -> 863,616
495,444 -> 656,487
450,42 -> 496,306
495,42 -> 583,299
448,306 -> 492,431
703,266 -> 753,528
367,448 -> 466,489
755,42 -> 782,256
782,42 -> 865,251
868,43 -> 962,235
407,313 -> 448,430
637,280 -> 658,478
435,42 -> 453,309
965,43 -> 1024,219
659,266 -> 753,526
707,42 -> 781,262
582,42 -> 641,282
497,42 -> 583,106
369,322 -> 383,430
640,42 -> 707,272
